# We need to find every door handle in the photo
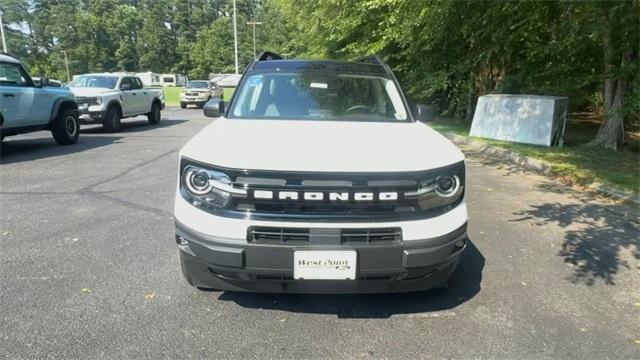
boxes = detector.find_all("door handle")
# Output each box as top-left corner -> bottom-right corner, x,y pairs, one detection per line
2,93 -> 15,97
131,93 -> 137,95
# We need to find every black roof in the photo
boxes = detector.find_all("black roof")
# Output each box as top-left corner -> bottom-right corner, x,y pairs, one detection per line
251,59 -> 389,75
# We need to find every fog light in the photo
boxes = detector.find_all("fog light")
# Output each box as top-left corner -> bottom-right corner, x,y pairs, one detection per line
455,239 -> 465,248
175,235 -> 189,245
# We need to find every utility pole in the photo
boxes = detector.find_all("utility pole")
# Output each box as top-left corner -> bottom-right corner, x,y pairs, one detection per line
62,51 -> 70,83
232,0 -> 238,74
0,11 -> 7,53
246,21 -> 262,60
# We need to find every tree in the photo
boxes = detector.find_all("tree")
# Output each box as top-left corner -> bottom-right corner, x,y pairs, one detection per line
137,0 -> 177,73
590,0 -> 639,150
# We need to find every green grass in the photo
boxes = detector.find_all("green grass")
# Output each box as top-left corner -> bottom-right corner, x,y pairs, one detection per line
163,87 -> 235,107
163,86 -> 182,106
223,87 -> 235,100
429,118 -> 640,195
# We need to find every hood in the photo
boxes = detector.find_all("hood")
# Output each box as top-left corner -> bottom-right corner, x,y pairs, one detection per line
180,118 -> 464,173
68,87 -> 113,97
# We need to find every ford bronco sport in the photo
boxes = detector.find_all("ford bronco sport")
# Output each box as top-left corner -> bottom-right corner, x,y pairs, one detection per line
0,53 -> 79,145
175,52 -> 468,293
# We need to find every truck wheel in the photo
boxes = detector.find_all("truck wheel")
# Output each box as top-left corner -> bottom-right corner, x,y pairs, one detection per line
103,106 -> 122,132
148,101 -> 161,125
180,102 -> 187,109
51,107 -> 80,145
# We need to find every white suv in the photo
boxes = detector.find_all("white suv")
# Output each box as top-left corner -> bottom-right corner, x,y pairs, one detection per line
68,73 -> 164,132
174,53 -> 468,293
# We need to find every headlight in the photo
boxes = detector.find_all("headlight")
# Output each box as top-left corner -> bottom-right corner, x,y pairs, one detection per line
405,171 -> 464,211
181,164 -> 246,209
96,96 -> 102,105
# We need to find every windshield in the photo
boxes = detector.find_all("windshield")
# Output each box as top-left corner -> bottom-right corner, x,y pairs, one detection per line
187,81 -> 209,89
228,71 -> 409,122
69,75 -> 118,89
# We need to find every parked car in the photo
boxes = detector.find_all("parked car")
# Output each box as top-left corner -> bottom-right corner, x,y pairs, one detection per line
68,73 -> 164,132
0,53 -> 80,145
179,80 -> 223,109
174,52 -> 468,293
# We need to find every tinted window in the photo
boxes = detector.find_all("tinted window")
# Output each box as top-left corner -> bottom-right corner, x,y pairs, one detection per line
132,77 -> 143,90
0,62 -> 32,87
187,81 -> 209,88
228,71 -> 408,122
69,75 -> 118,89
120,77 -> 135,89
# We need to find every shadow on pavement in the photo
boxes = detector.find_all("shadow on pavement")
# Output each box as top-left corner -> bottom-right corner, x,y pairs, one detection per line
1,134 -> 121,164
463,147 -> 529,176
218,240 -> 484,319
512,197 -> 640,285
80,118 -> 188,134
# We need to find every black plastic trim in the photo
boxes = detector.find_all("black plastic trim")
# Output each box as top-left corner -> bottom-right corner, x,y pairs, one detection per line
179,157 -> 465,222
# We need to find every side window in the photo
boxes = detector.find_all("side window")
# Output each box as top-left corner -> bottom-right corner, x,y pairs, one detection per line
120,77 -> 132,90
133,78 -> 143,90
0,62 -> 32,87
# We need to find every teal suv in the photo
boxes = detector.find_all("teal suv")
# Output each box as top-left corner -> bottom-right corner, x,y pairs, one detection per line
0,53 -> 79,145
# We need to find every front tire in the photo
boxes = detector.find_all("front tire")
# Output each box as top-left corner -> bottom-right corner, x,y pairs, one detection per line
51,107 -> 80,145
147,101 -> 161,125
180,102 -> 187,109
102,105 -> 122,132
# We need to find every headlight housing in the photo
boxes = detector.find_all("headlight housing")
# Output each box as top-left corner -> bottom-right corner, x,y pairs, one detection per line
96,96 -> 102,105
180,163 -> 246,210
404,169 -> 464,212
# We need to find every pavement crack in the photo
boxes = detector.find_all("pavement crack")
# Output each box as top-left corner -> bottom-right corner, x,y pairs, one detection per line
79,148 -> 178,193
87,192 -> 172,217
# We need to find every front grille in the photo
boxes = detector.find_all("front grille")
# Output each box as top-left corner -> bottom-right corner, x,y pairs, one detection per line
248,227 -> 310,243
341,228 -> 402,243
185,92 -> 204,96
75,96 -> 99,105
247,226 -> 402,244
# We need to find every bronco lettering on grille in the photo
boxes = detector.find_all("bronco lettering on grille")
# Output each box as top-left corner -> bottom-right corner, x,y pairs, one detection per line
250,190 -> 398,201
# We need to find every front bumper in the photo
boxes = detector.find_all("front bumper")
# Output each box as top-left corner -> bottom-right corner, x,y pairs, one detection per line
180,96 -> 209,104
77,105 -> 106,122
176,220 -> 467,293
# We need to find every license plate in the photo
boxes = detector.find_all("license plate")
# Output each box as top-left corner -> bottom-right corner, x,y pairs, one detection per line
293,251 -> 357,280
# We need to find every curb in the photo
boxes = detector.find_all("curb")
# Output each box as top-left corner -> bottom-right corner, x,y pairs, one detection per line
442,132 -> 640,206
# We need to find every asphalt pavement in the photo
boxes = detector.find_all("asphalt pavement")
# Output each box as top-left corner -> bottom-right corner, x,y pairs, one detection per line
1,108 -> 638,359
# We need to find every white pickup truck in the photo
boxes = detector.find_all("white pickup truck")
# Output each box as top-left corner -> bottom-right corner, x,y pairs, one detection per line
68,73 -> 164,132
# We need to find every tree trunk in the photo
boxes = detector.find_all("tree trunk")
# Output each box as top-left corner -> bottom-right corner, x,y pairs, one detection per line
593,77 -> 626,150
591,7 -> 627,150
602,15 -> 615,111
465,73 -> 477,122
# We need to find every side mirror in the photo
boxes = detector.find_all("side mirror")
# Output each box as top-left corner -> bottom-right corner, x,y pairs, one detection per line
38,76 -> 48,88
415,104 -> 436,122
203,97 -> 224,118
120,83 -> 131,91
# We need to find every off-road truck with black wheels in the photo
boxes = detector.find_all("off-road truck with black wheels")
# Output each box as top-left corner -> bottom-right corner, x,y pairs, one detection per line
0,53 -> 79,145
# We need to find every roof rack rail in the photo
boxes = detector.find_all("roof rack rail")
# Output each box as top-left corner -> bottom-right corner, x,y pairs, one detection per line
354,55 -> 383,65
257,51 -> 282,61
354,54 -> 392,75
